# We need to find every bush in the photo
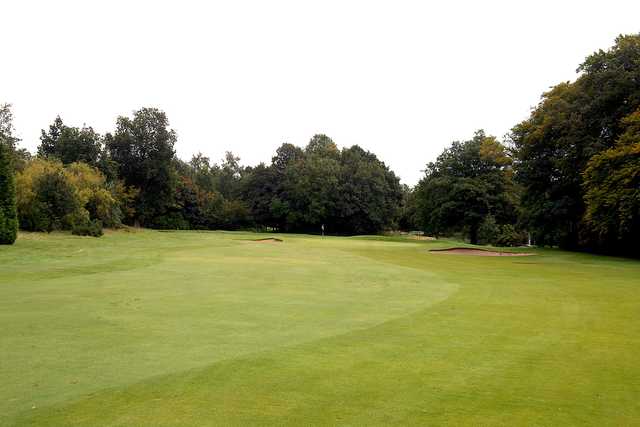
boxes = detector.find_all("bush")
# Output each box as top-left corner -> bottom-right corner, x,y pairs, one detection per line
17,201 -> 49,232
221,199 -> 252,230
16,159 -> 124,232
151,212 -> 189,230
65,162 -> 122,226
494,224 -> 527,247
478,215 -> 499,245
478,215 -> 527,247
72,219 -> 103,237
34,168 -> 80,231
64,209 -> 91,230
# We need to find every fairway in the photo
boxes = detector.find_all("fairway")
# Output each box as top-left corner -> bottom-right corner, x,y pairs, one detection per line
1,231 -> 639,425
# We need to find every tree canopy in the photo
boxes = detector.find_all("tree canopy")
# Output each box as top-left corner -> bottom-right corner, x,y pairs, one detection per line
582,107 -> 640,253
239,135 -> 402,234
38,116 -> 102,166
414,130 -> 520,245
105,108 -> 177,227
511,33 -> 640,250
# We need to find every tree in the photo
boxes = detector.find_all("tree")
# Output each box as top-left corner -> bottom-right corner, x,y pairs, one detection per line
265,143 -> 305,230
397,184 -> 419,231
16,159 -> 124,233
287,139 -> 341,232
106,108 -> 177,226
0,104 -> 18,244
241,163 -> 279,229
512,33 -> 640,249
272,143 -> 303,173
186,152 -> 219,193
237,137 -> 402,234
217,151 -> 243,200
65,162 -> 121,227
582,108 -> 640,253
415,131 -> 518,244
32,165 -> 80,232
11,147 -> 32,173
336,145 -> 402,234
305,134 -> 340,159
38,116 -> 102,166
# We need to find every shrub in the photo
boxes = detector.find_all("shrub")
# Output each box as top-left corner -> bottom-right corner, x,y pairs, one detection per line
221,199 -> 252,230
478,215 -> 527,247
17,159 -> 124,231
72,219 -> 103,237
34,168 -> 80,231
478,215 -> 499,245
65,162 -> 121,226
152,212 -> 189,230
494,224 -> 527,247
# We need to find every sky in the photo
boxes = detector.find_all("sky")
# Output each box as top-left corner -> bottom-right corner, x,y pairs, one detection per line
2,1 -> 639,185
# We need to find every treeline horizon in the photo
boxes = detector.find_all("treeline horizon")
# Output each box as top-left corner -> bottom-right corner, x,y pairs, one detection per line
1,109 -> 404,236
1,33 -> 638,256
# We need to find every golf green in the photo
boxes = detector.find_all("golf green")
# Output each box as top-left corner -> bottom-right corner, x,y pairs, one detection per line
1,230 -> 639,425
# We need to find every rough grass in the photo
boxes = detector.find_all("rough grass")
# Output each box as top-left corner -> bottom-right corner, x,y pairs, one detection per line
1,230 -> 639,425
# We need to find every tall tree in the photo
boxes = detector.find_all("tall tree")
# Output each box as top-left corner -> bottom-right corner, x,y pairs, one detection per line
284,135 -> 342,231
106,108 -> 177,226
38,116 -> 102,166
265,143 -> 305,230
217,151 -> 243,200
0,104 -> 18,244
511,34 -> 640,249
186,152 -> 219,193
415,131 -> 517,244
272,143 -> 303,173
582,107 -> 640,253
241,163 -> 280,229
336,145 -> 402,234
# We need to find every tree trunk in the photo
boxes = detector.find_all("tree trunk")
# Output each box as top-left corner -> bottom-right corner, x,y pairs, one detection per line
469,223 -> 479,245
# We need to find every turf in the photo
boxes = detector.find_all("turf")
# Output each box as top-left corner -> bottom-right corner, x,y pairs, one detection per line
1,230 -> 639,425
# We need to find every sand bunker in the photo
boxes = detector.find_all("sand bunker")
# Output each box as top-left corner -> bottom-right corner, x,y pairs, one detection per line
429,247 -> 534,256
252,238 -> 283,243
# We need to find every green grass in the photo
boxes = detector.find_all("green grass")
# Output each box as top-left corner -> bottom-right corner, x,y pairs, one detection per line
1,230 -> 639,426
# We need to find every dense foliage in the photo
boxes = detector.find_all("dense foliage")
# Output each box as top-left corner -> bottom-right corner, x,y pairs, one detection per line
7,105 -> 402,236
16,160 -> 124,235
105,108 -> 178,227
0,104 -> 18,244
414,130 -> 522,245
582,108 -> 640,253
510,34 -> 640,252
39,116 -> 103,167
241,136 -> 402,234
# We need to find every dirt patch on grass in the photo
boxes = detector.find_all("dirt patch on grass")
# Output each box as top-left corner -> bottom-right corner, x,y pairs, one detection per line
429,247 -> 534,256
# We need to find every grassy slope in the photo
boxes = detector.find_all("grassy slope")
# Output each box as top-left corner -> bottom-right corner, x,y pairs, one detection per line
1,231 -> 639,425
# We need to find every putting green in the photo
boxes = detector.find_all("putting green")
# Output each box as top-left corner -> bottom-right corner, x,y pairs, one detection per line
1,230 -> 639,425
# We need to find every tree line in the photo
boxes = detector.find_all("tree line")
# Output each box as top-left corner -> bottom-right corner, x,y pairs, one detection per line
0,107 -> 403,239
1,33 -> 638,256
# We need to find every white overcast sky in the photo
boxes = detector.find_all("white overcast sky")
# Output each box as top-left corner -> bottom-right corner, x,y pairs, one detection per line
2,1 -> 639,184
